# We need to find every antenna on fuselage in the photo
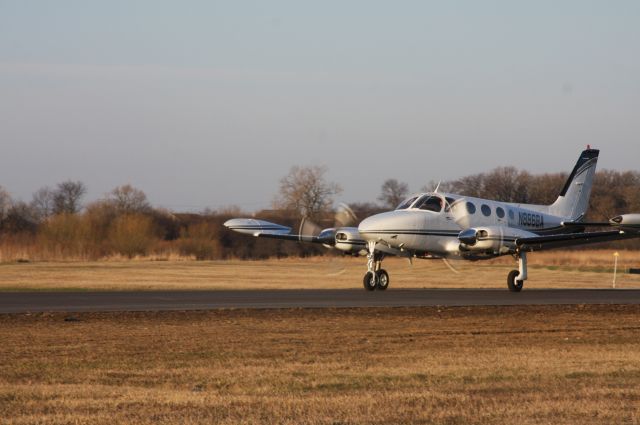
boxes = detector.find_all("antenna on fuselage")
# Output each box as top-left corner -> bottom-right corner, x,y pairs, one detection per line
434,181 -> 442,193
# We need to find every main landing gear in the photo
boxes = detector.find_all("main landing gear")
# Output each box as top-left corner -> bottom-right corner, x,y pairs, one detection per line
363,241 -> 389,291
507,251 -> 528,292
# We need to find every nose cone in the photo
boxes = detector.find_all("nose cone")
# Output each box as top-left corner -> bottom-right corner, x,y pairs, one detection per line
359,211 -> 429,251
358,211 -> 417,241
358,212 -> 389,235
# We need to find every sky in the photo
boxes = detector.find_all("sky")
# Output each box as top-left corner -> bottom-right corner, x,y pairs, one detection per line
1,1 -> 639,212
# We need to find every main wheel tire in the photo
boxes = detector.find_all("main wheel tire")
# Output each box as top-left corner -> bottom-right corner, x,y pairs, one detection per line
507,269 -> 524,292
363,271 -> 377,291
376,269 -> 389,290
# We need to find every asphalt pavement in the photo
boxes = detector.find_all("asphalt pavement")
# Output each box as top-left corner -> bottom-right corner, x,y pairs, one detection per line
1,289 -> 640,313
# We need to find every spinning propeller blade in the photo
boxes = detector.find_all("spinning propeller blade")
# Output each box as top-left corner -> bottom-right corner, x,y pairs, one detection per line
449,198 -> 473,230
296,204 -> 359,275
335,203 -> 358,227
441,257 -> 461,274
298,217 -> 323,241
443,197 -> 475,273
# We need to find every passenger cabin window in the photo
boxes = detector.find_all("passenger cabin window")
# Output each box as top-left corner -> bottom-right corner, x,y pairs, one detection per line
481,204 -> 491,217
509,209 -> 515,220
396,196 -> 418,210
496,207 -> 505,219
466,202 -> 476,214
415,196 -> 442,212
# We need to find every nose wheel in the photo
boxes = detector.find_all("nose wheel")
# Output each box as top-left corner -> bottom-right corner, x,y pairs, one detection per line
376,269 -> 389,290
363,241 -> 389,291
362,269 -> 390,291
363,271 -> 377,291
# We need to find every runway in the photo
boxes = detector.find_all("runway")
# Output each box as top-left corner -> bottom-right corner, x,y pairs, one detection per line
1,289 -> 640,313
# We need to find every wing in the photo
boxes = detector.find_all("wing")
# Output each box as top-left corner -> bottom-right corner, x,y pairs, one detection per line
223,218 -> 334,244
224,218 -> 408,256
516,227 -> 640,251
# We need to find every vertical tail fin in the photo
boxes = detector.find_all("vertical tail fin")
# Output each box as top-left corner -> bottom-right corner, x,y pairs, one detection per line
549,148 -> 599,221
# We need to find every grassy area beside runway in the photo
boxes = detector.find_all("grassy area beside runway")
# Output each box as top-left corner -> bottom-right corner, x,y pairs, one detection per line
1,305 -> 639,424
1,249 -> 640,291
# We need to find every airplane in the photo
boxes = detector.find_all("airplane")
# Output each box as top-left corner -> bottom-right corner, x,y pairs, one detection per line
224,148 -> 640,292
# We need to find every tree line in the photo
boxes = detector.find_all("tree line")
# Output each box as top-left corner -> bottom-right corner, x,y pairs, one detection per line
1,166 -> 639,261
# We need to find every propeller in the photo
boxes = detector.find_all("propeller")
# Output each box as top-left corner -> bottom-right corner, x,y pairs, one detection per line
334,203 -> 358,227
441,257 -> 461,274
441,197 -> 476,273
298,203 -> 358,245
443,196 -> 513,274
298,217 -> 323,242
297,203 -> 359,275
449,198 -> 473,230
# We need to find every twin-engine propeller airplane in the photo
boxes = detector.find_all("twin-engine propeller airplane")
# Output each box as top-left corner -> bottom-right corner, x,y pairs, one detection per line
225,148 -> 640,292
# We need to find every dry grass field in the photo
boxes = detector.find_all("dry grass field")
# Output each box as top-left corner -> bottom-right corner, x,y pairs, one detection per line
1,305 -> 639,424
1,250 -> 640,291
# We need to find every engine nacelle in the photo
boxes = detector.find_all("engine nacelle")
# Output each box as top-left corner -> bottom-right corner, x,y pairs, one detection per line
610,214 -> 640,231
458,226 -> 537,255
334,227 -> 367,255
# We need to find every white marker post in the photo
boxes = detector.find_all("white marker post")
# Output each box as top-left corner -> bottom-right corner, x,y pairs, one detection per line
613,252 -> 619,289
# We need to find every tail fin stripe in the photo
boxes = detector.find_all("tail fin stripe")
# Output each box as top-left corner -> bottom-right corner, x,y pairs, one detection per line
558,150 -> 599,197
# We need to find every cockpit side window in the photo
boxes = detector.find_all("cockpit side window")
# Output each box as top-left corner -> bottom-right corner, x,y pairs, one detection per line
396,196 -> 419,210
414,195 -> 443,212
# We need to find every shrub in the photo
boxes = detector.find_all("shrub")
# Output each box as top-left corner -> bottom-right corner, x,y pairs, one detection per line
108,214 -> 156,258
39,213 -> 91,259
179,221 -> 221,260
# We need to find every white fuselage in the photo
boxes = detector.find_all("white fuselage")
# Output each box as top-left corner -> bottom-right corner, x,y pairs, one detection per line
357,192 -> 566,259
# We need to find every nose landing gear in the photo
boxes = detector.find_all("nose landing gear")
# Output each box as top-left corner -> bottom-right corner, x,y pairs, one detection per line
363,269 -> 390,291
363,241 -> 389,291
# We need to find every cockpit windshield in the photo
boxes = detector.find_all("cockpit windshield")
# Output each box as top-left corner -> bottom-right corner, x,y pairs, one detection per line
414,195 -> 443,212
395,196 -> 419,210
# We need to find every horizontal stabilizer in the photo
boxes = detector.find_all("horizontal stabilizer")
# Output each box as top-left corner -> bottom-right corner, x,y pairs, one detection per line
561,214 -> 640,232
561,221 -> 610,227
610,214 -> 640,231
516,230 -> 640,251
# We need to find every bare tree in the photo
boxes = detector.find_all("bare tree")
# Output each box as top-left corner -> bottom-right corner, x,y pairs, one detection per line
482,167 -> 531,203
53,180 -> 87,214
527,173 -> 567,205
448,172 -> 487,198
348,202 -> 385,221
447,167 -> 531,203
3,201 -> 38,234
107,184 -> 151,214
588,170 -> 640,220
378,179 -> 409,209
273,165 -> 342,220
31,186 -> 55,221
0,186 -> 11,222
